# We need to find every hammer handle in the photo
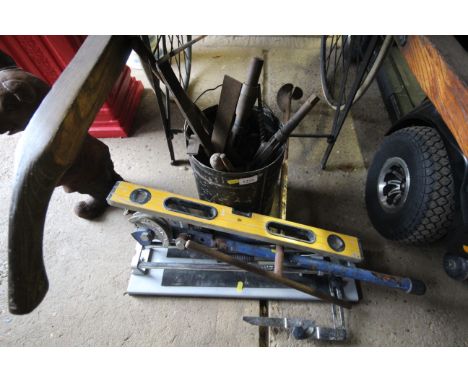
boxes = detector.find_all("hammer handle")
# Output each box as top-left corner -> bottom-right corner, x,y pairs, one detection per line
185,240 -> 352,308
8,36 -> 132,315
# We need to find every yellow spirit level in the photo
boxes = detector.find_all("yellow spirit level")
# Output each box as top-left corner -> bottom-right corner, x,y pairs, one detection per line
107,181 -> 363,263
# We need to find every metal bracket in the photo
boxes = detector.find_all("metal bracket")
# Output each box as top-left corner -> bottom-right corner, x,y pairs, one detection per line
243,316 -> 346,341
130,246 -> 151,275
243,277 -> 347,341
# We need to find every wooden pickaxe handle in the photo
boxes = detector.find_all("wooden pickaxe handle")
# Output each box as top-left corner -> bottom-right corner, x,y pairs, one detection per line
8,35 -> 133,314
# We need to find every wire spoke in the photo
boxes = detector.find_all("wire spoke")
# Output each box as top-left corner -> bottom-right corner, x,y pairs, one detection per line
153,35 -> 163,56
330,36 -> 343,99
325,35 -> 336,73
162,35 -> 168,56
182,38 -> 189,79
330,36 -> 341,93
341,36 -> 349,103
175,35 -> 183,83
333,36 -> 340,79
171,36 -> 181,83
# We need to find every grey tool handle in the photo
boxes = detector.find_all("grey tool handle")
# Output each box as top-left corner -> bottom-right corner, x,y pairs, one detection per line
231,57 -> 264,136
275,94 -> 320,143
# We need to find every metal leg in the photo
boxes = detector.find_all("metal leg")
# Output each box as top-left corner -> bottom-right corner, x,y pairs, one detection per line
157,83 -> 176,164
137,36 -> 177,165
320,140 -> 336,170
321,36 -> 379,170
138,36 -> 179,165
318,277 -> 347,341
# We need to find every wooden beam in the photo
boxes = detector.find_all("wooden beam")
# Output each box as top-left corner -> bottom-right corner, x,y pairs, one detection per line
8,35 -> 133,314
400,36 -> 468,156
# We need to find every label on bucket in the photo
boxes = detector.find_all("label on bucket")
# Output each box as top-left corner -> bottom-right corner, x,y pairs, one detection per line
227,175 -> 258,186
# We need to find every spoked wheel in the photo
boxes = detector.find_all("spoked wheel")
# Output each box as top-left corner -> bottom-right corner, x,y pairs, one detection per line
320,35 -> 392,110
151,35 -> 192,91
318,35 -> 392,169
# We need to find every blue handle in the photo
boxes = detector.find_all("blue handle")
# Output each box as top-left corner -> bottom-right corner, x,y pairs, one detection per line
222,239 -> 425,295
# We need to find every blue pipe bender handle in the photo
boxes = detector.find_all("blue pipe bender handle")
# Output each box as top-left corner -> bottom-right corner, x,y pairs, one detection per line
222,240 -> 426,295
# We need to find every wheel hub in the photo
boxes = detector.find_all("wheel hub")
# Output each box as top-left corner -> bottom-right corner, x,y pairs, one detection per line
377,157 -> 410,212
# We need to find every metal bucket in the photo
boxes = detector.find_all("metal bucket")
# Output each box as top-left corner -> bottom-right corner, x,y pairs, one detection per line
188,105 -> 284,214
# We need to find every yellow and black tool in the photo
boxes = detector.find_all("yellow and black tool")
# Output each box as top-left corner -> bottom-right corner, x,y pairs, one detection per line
107,181 -> 363,263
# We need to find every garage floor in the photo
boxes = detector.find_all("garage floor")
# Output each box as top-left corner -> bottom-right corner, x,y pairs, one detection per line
1,36 -> 468,346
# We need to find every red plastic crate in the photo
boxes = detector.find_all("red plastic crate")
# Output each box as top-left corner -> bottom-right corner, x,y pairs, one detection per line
0,35 -> 143,138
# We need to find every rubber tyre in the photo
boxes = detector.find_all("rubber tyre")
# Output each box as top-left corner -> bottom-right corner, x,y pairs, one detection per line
365,126 -> 455,244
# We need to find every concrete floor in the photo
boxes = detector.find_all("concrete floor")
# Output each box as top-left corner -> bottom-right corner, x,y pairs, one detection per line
1,36 -> 468,346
